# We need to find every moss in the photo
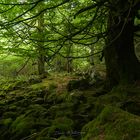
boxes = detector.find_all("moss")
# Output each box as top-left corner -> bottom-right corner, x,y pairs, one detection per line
48,117 -> 74,137
1,74 -> 140,140
0,100 -> 6,105
48,103 -> 73,117
82,106 -> 140,140
96,86 -> 130,107
45,92 -> 57,104
10,114 -> 34,139
34,116 -> 74,139
67,79 -> 90,91
25,104 -> 48,118
36,137 -> 52,140
1,118 -> 13,126
57,136 -> 74,140
31,97 -> 44,104
96,85 -> 140,115
58,92 -> 73,102
49,82 -> 58,91
8,104 -> 49,139
8,105 -> 17,111
3,111 -> 18,118
29,83 -> 46,91
0,91 -> 6,97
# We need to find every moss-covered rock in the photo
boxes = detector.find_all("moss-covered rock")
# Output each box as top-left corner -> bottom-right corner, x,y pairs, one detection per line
82,106 -> 140,140
0,74 -> 140,140
57,136 -> 74,140
48,102 -> 73,118
96,85 -> 140,115
27,104 -> 47,113
10,114 -> 35,139
48,117 -> 74,136
7,104 -> 50,140
3,111 -> 18,118
67,79 -> 90,91
0,118 -> 13,127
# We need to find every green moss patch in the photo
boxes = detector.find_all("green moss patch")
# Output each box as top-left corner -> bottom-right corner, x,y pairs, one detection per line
82,106 -> 140,140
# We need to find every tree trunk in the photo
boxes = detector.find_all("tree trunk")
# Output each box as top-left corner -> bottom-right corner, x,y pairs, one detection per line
37,2 -> 45,76
89,45 -> 94,65
66,41 -> 73,73
104,1 -> 140,89
38,52 -> 45,75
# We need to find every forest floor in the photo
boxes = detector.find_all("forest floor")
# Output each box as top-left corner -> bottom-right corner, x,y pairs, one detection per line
0,72 -> 140,140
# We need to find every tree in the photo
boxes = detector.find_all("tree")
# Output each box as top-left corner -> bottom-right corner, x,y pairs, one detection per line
0,0 -> 72,76
0,0 -> 140,89
104,0 -> 140,88
36,1 -> 46,76
65,0 -> 140,89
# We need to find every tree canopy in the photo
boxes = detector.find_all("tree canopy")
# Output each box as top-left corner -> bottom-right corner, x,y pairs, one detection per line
0,0 -> 140,89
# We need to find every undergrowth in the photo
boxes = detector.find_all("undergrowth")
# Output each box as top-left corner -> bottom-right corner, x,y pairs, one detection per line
0,73 -> 140,140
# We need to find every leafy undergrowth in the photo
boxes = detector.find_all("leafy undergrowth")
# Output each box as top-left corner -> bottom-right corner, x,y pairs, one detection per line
0,73 -> 140,140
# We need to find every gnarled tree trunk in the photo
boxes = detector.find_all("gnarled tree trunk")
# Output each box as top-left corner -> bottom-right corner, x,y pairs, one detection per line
104,1 -> 140,89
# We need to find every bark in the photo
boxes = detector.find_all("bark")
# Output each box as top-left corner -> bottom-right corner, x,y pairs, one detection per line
66,41 -> 73,73
37,2 -> 45,76
67,58 -> 73,73
89,45 -> 94,65
38,53 -> 45,75
104,1 -> 140,89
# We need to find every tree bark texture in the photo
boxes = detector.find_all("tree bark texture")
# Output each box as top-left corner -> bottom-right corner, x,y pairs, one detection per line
104,0 -> 140,89
37,2 -> 46,75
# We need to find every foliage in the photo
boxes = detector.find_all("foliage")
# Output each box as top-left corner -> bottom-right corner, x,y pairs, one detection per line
0,0 -> 140,140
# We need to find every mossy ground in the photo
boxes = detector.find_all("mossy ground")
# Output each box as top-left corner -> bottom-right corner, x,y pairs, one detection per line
0,73 -> 140,140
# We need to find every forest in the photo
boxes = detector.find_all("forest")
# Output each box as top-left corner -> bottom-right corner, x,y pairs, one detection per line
0,0 -> 140,140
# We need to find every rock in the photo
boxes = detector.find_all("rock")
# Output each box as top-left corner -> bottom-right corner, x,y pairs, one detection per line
10,114 -> 34,140
67,79 -> 90,91
82,106 -> 140,140
48,117 -> 74,137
